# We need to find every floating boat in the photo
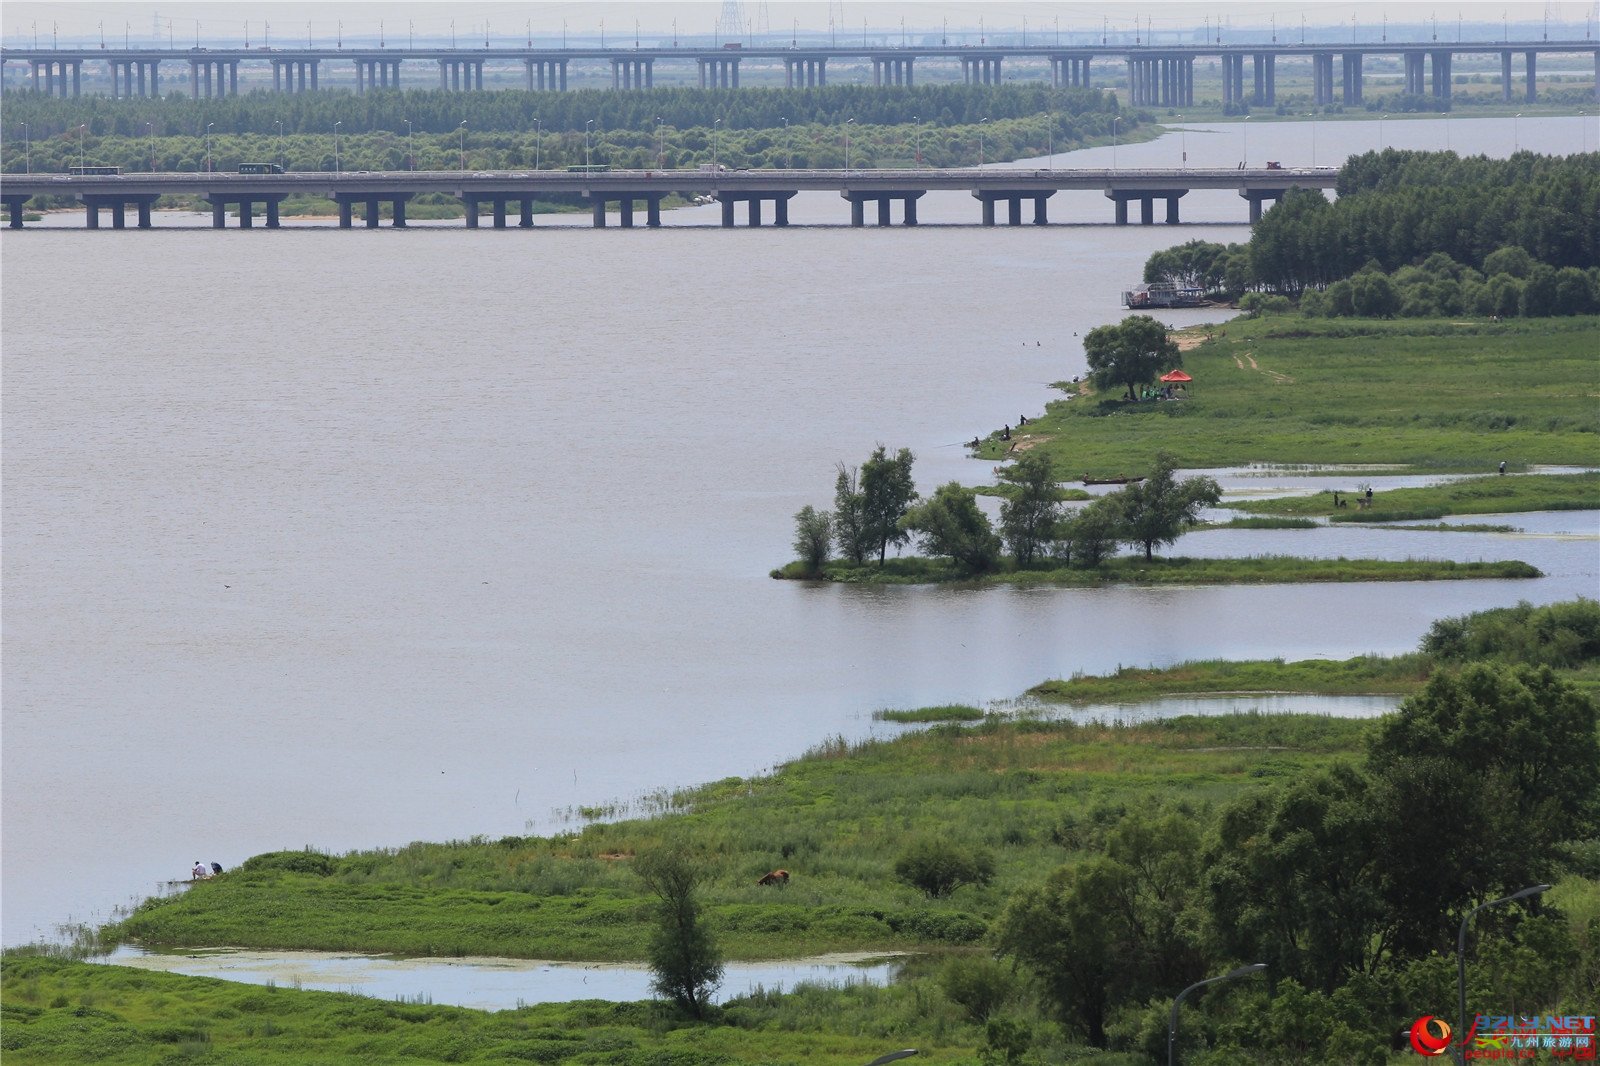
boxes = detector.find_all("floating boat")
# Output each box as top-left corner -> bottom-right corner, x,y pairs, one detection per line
1120,282 -> 1206,309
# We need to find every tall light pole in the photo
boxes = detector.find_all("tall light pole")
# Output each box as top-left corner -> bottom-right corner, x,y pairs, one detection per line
79,124 -> 87,171
1457,886 -> 1550,1066
844,117 -> 854,172
148,121 -> 156,171
1179,114 -> 1187,168
275,119 -> 283,171
712,117 -> 721,169
202,122 -> 210,173
1380,113 -> 1387,152
655,116 -> 664,167
585,119 -> 593,169
404,118 -> 412,170
912,114 -> 919,166
459,119 -> 467,172
1513,112 -> 1521,152
22,122 -> 28,174
782,116 -> 790,168
1242,113 -> 1251,168
534,117 -> 542,170
1112,115 -> 1120,170
1169,964 -> 1266,1066
332,120 -> 340,175
979,116 -> 988,167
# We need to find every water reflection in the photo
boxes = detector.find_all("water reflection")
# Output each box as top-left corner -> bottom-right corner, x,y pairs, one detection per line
99,946 -> 906,1011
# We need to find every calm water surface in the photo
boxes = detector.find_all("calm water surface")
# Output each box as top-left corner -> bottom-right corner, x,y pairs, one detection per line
4,116 -> 1595,945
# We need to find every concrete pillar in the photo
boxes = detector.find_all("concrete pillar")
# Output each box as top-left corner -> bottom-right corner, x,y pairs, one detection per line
981,198 -> 995,226
774,197 -> 789,226
310,60 -> 318,90
6,198 -> 27,228
1501,51 -> 1514,102
138,201 -> 152,228
1166,196 -> 1180,224
366,198 -> 381,228
1432,51 -> 1452,99
86,203 -> 100,229
239,201 -> 253,228
1140,197 -> 1154,225
1525,51 -> 1538,102
391,198 -> 406,227
1033,196 -> 1048,225
619,199 -> 635,228
1343,53 -> 1363,103
229,62 -> 238,96
749,199 -> 762,226
1007,198 -> 1022,226
1266,54 -> 1275,102
520,199 -> 533,227
338,200 -> 353,228
876,198 -> 891,226
357,60 -> 365,93
464,196 -> 479,228
492,199 -> 506,228
721,198 -> 735,228
850,198 -> 864,227
903,197 -> 916,226
265,199 -> 279,227
1115,198 -> 1128,225
212,201 -> 227,228
646,197 -> 662,227
592,200 -> 607,227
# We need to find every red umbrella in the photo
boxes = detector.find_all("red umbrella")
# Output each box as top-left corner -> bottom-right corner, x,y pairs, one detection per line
1160,370 -> 1193,383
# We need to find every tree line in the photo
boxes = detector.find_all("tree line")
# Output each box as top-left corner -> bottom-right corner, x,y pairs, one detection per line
1,83 -> 1124,138
792,446 -> 1218,578
990,599 -> 1599,1060
1142,149 -> 1600,314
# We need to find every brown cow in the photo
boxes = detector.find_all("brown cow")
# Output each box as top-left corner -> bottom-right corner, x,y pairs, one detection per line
756,869 -> 790,886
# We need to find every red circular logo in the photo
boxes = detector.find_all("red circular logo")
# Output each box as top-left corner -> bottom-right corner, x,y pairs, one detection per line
1410,1016 -> 1453,1057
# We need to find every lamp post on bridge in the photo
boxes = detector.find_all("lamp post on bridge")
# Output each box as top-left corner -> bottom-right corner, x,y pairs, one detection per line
844,117 -> 854,173
459,119 -> 467,172
148,121 -> 156,172
1456,886 -> 1551,1065
712,118 -> 721,170
534,117 -> 542,170
912,113 -> 920,166
275,119 -> 283,172
585,119 -> 593,169
979,116 -> 988,167
1241,114 -> 1251,169
202,122 -> 210,173
1112,115 -> 1119,171
655,116 -> 664,168
404,118 -> 412,170
1513,112 -> 1521,152
79,123 -> 87,172
783,116 -> 791,169
22,122 -> 29,174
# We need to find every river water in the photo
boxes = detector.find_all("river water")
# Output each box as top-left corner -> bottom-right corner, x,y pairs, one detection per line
3,115 -> 1596,948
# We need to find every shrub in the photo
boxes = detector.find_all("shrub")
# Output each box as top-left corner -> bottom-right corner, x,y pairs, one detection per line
238,850 -> 336,876
893,839 -> 996,898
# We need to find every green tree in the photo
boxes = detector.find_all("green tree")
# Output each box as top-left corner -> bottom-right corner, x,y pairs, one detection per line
1083,315 -> 1180,402
792,505 -> 832,575
894,838 -> 996,898
902,482 -> 1001,574
998,451 -> 1060,568
1108,453 -> 1221,561
859,445 -> 918,566
634,849 -> 724,1019
831,464 -> 870,565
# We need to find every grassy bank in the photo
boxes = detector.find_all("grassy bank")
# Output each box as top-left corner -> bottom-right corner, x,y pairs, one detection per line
1030,654 -> 1432,703
106,713 -> 1373,962
976,316 -> 1600,475
772,555 -> 1540,585
1226,471 -> 1600,521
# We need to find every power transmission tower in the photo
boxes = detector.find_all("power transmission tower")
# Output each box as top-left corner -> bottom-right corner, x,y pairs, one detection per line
716,1 -> 744,41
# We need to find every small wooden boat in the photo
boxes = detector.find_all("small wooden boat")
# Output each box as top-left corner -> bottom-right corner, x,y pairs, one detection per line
1082,475 -> 1145,486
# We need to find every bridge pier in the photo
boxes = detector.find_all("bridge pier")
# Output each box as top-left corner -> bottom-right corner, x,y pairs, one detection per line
1431,51 -> 1453,100
714,192 -> 797,227
841,190 -> 925,227
1049,56 -> 1092,88
1342,53 -> 1363,103
611,57 -> 654,89
1106,189 -> 1187,226
872,57 -> 914,86
79,194 -> 158,228
585,193 -> 666,228
524,58 -> 569,90
332,192 -> 411,228
1251,53 -> 1276,105
30,58 -> 83,97
5,195 -> 32,229
784,57 -> 827,87
973,190 -> 1055,226
1239,187 -> 1289,224
962,57 -> 1002,84
355,59 -> 403,92
697,57 -> 740,88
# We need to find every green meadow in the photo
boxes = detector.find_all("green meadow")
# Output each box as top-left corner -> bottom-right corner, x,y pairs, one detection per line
1226,471 -> 1600,522
979,316 -> 1600,476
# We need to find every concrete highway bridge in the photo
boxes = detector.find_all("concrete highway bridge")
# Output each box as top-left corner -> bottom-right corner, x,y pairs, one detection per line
0,166 -> 1339,229
4,40 -> 1597,105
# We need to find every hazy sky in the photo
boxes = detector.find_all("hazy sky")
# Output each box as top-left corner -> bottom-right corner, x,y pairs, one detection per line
6,1 -> 1599,44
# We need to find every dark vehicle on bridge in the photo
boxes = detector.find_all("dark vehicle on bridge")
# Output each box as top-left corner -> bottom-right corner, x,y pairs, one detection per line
67,165 -> 120,176
238,162 -> 284,174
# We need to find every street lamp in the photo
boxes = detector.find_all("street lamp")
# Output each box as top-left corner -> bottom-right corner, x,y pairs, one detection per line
713,117 -> 721,170
22,122 -> 28,174
1457,886 -> 1551,1065
1307,112 -> 1315,166
655,116 -> 664,168
585,119 -> 593,169
1513,112 -> 1521,153
912,113 -> 919,166
459,119 -> 467,172
1242,114 -> 1251,168
979,116 -> 988,167
333,120 -> 341,175
782,116 -> 791,169
275,119 -> 283,171
844,117 -> 854,172
534,117 -> 542,170
1379,113 -> 1387,152
1179,114 -> 1187,168
1112,115 -> 1120,170
202,122 -> 210,173
79,123 -> 87,171
148,121 -> 156,171
404,118 -> 412,170
1169,964 -> 1267,1066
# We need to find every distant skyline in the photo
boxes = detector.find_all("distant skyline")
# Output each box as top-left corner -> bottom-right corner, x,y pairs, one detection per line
7,1 -> 1600,47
